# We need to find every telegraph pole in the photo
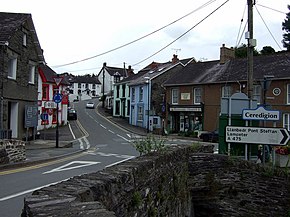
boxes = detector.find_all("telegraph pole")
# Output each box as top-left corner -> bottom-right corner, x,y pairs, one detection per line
102,62 -> 106,108
247,0 -> 255,100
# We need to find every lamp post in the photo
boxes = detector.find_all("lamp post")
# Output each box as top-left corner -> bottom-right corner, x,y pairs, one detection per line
144,77 -> 150,133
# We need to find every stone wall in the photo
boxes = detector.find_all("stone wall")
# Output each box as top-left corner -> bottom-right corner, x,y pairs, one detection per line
0,140 -> 26,164
22,145 -> 290,217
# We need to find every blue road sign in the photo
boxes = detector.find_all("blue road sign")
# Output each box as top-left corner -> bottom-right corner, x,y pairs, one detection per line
41,113 -> 49,121
53,93 -> 62,104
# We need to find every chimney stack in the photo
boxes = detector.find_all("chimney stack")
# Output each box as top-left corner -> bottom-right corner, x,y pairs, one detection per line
172,54 -> 179,64
220,44 -> 235,64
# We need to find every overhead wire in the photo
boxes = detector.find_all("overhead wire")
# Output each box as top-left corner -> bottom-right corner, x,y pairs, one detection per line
254,5 -> 283,50
132,0 -> 230,67
52,0 -> 218,68
235,4 -> 247,47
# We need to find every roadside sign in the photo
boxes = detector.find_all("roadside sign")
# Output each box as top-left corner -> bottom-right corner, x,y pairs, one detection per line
53,76 -> 63,87
41,113 -> 49,121
226,126 -> 290,146
242,106 -> 280,121
44,101 -> 57,109
53,93 -> 62,104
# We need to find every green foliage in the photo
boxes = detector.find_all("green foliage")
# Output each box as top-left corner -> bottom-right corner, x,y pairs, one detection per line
234,44 -> 259,58
282,5 -> 290,50
131,135 -> 167,156
260,46 -> 275,55
190,142 -> 202,152
131,191 -> 142,208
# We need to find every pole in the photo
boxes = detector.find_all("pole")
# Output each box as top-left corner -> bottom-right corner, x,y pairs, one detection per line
56,101 -> 59,148
147,82 -> 150,133
102,63 -> 106,108
247,0 -> 254,100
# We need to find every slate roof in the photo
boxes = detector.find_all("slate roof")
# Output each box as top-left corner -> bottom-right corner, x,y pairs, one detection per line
0,12 -> 45,62
70,75 -> 101,84
105,66 -> 128,77
164,52 -> 290,86
39,64 -> 70,85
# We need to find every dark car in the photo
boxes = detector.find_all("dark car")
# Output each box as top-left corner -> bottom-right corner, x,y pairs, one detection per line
199,130 -> 219,143
68,109 -> 77,120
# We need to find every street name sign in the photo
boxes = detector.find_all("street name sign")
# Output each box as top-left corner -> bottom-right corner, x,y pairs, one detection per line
226,126 -> 290,146
242,106 -> 280,121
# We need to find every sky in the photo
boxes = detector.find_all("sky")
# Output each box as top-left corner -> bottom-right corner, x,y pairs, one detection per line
1,0 -> 289,75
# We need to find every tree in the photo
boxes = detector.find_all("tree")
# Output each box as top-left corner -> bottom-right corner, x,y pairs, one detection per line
282,5 -> 290,50
234,44 -> 259,58
260,46 -> 275,55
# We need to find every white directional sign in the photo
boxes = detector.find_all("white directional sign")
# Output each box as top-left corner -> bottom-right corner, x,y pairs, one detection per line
226,126 -> 290,146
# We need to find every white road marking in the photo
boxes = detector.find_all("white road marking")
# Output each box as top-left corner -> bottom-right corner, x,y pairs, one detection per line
79,138 -> 84,149
109,130 -> 115,134
0,178 -> 70,201
68,123 -> 76,140
83,137 -> 90,149
100,124 -> 106,129
43,161 -> 100,174
105,156 -> 135,168
117,134 -> 129,142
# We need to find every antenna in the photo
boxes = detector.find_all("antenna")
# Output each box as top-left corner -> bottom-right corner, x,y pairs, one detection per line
172,48 -> 181,54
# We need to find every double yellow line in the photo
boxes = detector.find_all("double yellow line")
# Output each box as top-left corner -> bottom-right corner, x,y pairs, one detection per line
0,152 -> 85,176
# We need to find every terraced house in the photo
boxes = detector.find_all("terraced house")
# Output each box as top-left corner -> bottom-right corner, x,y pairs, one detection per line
0,12 -> 44,140
163,45 -> 290,135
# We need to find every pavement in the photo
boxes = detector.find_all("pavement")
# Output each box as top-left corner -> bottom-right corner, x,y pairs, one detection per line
0,103 -> 199,170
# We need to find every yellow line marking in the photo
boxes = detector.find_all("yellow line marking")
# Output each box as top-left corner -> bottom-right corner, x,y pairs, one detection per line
0,152 -> 86,176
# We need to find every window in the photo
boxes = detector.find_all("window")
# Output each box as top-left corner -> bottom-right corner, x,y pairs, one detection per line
115,101 -> 120,115
139,87 -> 144,102
253,85 -> 261,104
172,89 -> 178,104
283,113 -> 290,131
122,84 -> 126,97
85,83 -> 89,89
8,57 -> 17,79
78,83 -> 81,88
92,84 -> 96,89
138,106 -> 143,121
23,33 -> 27,46
287,84 -> 290,104
132,88 -> 135,102
42,84 -> 49,100
116,86 -> 120,98
28,65 -> 35,84
52,109 -> 57,124
194,88 -> 201,104
222,86 -> 231,98
127,100 -> 130,116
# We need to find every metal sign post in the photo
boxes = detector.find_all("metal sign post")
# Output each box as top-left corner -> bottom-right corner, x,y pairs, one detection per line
53,93 -> 62,148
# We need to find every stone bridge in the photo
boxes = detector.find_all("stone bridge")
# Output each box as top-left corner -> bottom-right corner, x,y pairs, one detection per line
22,145 -> 290,217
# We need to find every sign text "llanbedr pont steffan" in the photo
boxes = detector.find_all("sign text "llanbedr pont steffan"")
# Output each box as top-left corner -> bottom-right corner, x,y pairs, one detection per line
226,126 -> 289,145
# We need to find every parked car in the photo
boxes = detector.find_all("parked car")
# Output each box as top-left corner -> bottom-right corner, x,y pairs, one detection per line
67,109 -> 77,120
199,130 -> 219,143
86,102 -> 95,109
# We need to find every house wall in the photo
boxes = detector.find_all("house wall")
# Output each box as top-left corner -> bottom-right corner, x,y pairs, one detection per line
69,82 -> 101,102
165,79 -> 290,134
98,70 -> 114,95
129,84 -> 150,130
0,21 -> 40,140
113,83 -> 130,118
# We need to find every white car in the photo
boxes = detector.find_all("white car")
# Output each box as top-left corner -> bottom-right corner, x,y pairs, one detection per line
86,102 -> 95,109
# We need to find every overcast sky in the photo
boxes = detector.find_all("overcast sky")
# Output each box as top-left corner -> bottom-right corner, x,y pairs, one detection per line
1,0 -> 289,75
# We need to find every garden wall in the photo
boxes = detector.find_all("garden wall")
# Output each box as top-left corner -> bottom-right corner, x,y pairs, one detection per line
0,139 -> 26,164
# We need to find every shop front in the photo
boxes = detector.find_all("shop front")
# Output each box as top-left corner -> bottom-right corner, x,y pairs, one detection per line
167,105 -> 203,133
